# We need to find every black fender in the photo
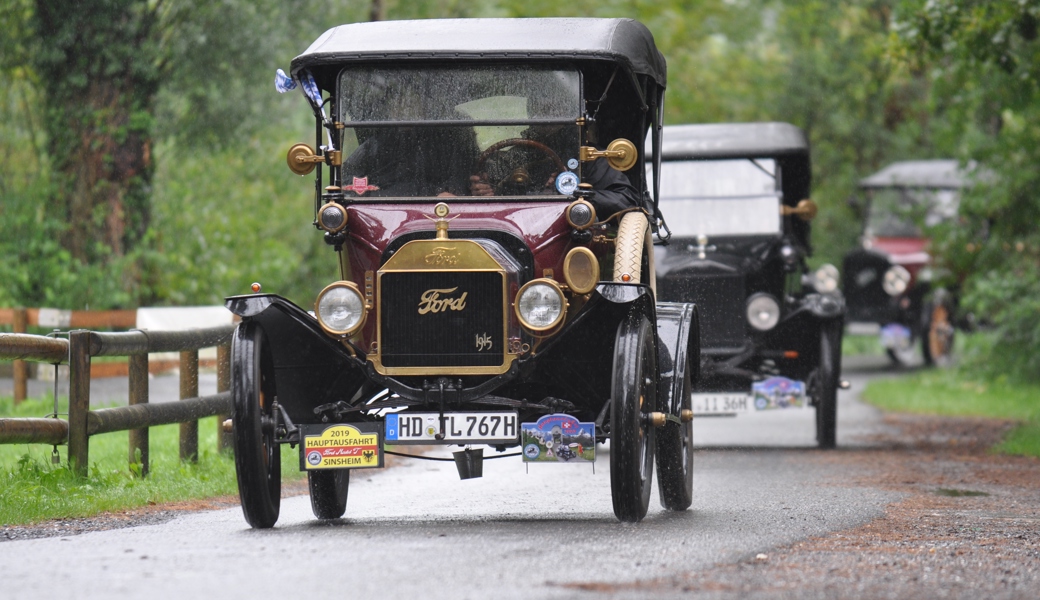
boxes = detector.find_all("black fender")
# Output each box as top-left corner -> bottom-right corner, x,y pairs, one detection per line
511,282 -> 656,412
655,302 -> 699,417
225,294 -> 367,424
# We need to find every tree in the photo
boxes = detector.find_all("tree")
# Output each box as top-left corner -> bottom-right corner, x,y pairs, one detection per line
31,1 -> 162,264
897,0 -> 1040,380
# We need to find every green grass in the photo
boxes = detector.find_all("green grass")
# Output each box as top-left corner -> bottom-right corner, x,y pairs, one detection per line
862,369 -> 1040,458
842,333 -> 885,357
0,395 -> 304,526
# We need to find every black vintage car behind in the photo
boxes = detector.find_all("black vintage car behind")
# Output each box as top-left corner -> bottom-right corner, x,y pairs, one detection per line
654,123 -> 845,448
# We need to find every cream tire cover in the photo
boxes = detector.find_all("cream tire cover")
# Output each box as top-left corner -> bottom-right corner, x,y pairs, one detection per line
613,212 -> 656,296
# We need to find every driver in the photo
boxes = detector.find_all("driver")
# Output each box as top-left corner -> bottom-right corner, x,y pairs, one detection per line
469,114 -> 640,217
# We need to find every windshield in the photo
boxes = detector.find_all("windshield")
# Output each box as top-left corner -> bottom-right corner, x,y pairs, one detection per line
865,188 -> 959,238
656,159 -> 781,236
337,65 -> 582,198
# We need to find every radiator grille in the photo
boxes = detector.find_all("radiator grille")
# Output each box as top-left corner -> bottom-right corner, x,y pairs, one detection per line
659,274 -> 746,349
379,271 -> 504,369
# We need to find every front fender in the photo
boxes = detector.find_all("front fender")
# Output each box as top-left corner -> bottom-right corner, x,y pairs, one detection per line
224,294 -> 367,424
656,302 -> 699,416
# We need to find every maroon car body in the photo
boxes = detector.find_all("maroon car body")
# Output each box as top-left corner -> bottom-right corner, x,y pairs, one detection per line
224,18 -> 700,528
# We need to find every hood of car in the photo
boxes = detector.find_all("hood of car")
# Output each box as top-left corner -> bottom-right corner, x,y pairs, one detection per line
863,236 -> 931,267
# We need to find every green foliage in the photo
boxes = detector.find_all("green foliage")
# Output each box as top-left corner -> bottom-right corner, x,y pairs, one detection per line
148,130 -> 333,306
894,0 -> 1040,381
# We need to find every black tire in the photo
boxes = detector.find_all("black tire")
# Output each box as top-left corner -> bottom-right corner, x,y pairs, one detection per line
231,322 -> 281,529
308,470 -> 350,519
815,321 -> 842,449
922,299 -> 955,367
655,368 -> 693,511
610,313 -> 657,522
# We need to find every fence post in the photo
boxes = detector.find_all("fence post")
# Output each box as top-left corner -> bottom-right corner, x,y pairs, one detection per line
67,330 -> 92,476
128,353 -> 149,476
216,343 -> 232,453
13,308 -> 28,404
179,349 -> 199,462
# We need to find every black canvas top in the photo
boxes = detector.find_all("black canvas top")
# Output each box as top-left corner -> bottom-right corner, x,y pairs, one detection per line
291,18 -> 666,86
658,122 -> 808,160
859,160 -> 986,189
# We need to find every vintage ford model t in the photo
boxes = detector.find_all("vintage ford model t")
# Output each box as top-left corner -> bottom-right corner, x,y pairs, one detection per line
225,18 -> 699,527
843,160 -> 980,366
653,123 -> 845,448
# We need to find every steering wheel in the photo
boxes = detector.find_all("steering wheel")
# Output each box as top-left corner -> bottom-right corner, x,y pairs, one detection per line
476,138 -> 567,195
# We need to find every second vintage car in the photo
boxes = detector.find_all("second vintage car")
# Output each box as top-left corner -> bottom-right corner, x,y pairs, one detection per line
225,17 -> 699,527
654,122 -> 845,448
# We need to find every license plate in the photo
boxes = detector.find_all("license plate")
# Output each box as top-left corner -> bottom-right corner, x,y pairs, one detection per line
692,393 -> 753,415
385,412 -> 518,445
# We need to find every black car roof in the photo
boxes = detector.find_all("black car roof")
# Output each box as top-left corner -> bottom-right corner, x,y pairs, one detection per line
290,18 -> 666,86
658,122 -> 808,160
859,160 -> 987,189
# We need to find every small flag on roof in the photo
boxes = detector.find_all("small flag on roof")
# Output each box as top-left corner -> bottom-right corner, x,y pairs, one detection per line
300,70 -> 323,106
274,68 -> 296,93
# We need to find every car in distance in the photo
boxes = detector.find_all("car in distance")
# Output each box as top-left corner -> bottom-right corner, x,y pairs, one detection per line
654,122 -> 845,448
225,18 -> 700,527
843,160 -> 982,366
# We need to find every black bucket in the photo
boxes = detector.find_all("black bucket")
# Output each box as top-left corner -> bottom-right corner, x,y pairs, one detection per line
452,448 -> 484,480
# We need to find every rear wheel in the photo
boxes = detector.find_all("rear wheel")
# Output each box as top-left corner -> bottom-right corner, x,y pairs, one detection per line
815,321 -> 842,449
231,322 -> 281,529
610,313 -> 657,522
308,470 -> 350,519
655,368 -> 693,511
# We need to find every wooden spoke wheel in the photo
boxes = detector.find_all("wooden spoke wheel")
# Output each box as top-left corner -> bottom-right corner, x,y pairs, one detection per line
610,313 -> 658,522
231,321 -> 281,529
815,321 -> 842,449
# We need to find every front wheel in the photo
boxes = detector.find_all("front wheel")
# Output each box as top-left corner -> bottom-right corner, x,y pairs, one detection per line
655,368 -> 693,511
308,470 -> 350,519
231,321 -> 281,529
610,313 -> 658,522
922,298 -> 955,366
815,321 -> 842,449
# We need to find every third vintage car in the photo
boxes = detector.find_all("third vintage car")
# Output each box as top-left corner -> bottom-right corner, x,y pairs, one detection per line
654,122 -> 845,448
225,17 -> 699,527
842,159 -> 982,366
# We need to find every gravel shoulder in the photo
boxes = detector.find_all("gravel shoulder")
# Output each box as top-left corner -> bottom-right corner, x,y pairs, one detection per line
567,413 -> 1040,599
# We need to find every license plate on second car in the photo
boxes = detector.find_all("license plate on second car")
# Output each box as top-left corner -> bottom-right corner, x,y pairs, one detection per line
692,393 -> 753,415
384,412 -> 518,445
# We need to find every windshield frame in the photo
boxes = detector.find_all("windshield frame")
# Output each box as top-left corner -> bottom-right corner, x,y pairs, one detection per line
656,157 -> 783,238
331,61 -> 588,202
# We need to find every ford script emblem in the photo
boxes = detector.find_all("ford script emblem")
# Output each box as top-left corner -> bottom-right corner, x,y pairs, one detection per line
417,287 -> 468,314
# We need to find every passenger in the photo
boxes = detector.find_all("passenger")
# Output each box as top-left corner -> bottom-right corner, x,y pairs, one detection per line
341,85 -> 478,197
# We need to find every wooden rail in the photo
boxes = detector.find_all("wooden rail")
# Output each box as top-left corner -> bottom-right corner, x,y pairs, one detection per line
0,325 -> 235,476
1,307 -> 139,404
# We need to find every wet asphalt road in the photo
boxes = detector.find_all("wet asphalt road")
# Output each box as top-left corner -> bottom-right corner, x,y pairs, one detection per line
0,355 -> 908,599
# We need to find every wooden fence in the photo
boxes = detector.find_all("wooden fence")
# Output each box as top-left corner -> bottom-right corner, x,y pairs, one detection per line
0,308 -> 137,404
0,325 -> 236,476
